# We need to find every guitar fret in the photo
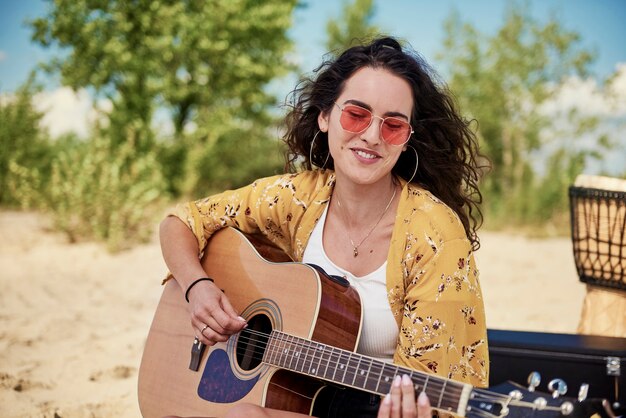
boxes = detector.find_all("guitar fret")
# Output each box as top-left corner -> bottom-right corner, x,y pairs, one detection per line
286,334 -> 297,371
392,365 -> 401,390
366,359 -> 384,392
279,333 -> 291,369
269,331 -> 282,366
422,374 -> 433,404
334,347 -> 345,382
335,350 -> 345,383
342,351 -> 354,385
296,335 -> 305,372
271,332 -> 281,367
375,362 -> 393,394
437,379 -> 447,409
294,335 -> 304,373
271,332 -> 280,367
312,342 -> 324,376
307,342 -> 317,375
320,344 -> 331,379
303,339 -> 314,374
409,370 -> 420,393
305,342 -> 315,375
318,344 -> 328,379
263,333 -> 274,365
335,349 -> 346,383
361,357 -> 373,389
352,355 -> 362,386
410,371 -> 427,399
304,340 -> 316,375
329,346 -> 339,382
352,356 -> 366,387
295,336 -> 307,373
317,344 -> 325,377
263,333 -> 272,363
282,334 -> 292,369
373,362 -> 383,393
297,336 -> 307,373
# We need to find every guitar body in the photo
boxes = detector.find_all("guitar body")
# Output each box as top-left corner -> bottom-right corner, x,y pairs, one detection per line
138,227 -> 362,418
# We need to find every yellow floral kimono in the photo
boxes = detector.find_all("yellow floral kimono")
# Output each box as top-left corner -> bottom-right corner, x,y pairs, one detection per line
170,170 -> 489,388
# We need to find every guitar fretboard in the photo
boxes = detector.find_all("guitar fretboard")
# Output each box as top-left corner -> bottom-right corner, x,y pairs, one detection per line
262,330 -> 469,414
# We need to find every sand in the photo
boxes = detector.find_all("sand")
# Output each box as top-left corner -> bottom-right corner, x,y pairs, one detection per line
0,210 -> 587,418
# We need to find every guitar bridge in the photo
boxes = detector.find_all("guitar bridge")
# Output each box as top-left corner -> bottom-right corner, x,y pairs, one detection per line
189,337 -> 206,371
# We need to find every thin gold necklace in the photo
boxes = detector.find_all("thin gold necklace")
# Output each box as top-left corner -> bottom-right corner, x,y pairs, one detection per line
335,184 -> 398,257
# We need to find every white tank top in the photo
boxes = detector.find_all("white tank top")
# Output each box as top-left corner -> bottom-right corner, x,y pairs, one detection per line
302,205 -> 398,362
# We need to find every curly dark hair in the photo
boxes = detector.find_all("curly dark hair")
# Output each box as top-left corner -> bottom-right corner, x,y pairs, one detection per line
283,36 -> 486,249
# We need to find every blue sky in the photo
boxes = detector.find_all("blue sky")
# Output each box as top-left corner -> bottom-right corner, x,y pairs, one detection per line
1,0 -> 625,92
292,0 -> 626,81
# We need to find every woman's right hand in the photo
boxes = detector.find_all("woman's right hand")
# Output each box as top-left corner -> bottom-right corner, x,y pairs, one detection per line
159,217 -> 247,346
377,375 -> 432,418
186,278 -> 247,346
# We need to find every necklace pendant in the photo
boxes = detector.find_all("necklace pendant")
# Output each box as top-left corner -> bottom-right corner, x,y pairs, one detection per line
353,247 -> 359,257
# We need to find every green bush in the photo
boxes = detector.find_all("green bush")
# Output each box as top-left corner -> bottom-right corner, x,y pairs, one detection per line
190,128 -> 285,197
29,135 -> 166,251
0,74 -> 52,206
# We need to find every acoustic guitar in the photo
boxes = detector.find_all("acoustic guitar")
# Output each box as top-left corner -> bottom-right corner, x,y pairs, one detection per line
138,227 -> 595,417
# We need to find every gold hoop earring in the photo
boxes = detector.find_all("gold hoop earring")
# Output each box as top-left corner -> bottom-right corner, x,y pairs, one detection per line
406,145 -> 419,184
309,130 -> 330,169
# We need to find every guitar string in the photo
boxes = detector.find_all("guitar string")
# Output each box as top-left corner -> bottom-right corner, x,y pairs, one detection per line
263,334 -> 555,413
234,344 -> 464,410
228,328 -> 468,403
255,329 -> 560,415
271,347 -> 463,404
229,330 -> 556,415
232,330 -> 564,414
199,328 -> 558,413
236,328 -> 463,395
232,331 -> 528,414
243,328 -> 560,416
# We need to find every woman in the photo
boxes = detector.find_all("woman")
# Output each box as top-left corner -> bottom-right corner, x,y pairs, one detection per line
160,36 -> 488,418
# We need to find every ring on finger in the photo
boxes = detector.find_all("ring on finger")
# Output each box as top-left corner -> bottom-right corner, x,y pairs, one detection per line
201,324 -> 209,335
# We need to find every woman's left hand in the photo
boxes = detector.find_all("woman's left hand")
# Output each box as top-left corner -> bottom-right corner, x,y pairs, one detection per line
377,375 -> 432,418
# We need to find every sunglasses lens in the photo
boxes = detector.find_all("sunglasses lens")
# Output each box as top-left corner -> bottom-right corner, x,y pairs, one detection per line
339,105 -> 372,132
381,118 -> 411,145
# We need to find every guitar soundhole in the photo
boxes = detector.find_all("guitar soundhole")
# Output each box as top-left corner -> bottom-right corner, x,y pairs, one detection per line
236,314 -> 272,371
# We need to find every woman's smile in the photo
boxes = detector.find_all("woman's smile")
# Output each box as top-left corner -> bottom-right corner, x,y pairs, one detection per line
352,146 -> 381,163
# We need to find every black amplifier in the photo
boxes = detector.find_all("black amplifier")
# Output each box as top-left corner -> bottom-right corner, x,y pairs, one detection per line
488,329 -> 625,414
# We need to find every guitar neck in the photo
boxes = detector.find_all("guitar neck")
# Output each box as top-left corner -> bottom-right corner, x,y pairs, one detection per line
263,330 -> 471,415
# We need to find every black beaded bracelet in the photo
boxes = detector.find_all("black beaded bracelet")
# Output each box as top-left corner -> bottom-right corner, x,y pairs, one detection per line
184,277 -> 214,302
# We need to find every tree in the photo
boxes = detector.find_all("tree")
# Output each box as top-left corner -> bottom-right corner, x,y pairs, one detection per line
438,4 -> 605,225
16,0 -> 298,248
30,0 -> 298,194
325,0 -> 382,53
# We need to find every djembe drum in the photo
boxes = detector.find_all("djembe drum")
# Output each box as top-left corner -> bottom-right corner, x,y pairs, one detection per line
569,175 -> 626,337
